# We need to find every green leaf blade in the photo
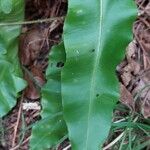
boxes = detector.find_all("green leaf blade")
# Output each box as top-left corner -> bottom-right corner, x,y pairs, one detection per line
30,43 -> 67,150
0,0 -> 12,14
62,0 -> 137,149
0,60 -> 26,116
0,0 -> 26,117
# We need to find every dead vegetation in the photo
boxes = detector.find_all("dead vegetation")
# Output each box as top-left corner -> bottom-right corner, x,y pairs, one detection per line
119,0 -> 150,119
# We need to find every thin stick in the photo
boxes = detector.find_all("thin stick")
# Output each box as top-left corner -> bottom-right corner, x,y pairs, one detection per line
63,144 -> 71,150
0,16 -> 64,26
11,94 -> 24,147
103,132 -> 125,150
10,136 -> 30,150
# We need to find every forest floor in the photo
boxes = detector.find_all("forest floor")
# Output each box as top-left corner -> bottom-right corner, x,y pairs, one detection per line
1,0 -> 150,150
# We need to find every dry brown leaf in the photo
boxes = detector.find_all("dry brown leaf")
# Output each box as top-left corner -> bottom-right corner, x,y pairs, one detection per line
121,71 -> 132,86
120,83 -> 135,110
31,65 -> 46,86
19,28 -> 48,66
24,65 -> 46,99
24,72 -> 40,100
126,41 -> 136,62
140,29 -> 150,57
142,98 -> 150,118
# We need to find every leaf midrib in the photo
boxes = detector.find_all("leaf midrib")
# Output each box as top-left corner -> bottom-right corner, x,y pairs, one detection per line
85,0 -> 104,149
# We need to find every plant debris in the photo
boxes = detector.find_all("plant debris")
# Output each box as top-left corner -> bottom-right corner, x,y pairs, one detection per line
119,0 -> 150,119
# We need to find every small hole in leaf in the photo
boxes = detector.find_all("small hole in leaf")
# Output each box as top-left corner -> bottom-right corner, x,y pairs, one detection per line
91,49 -> 95,52
56,62 -> 64,68
96,94 -> 99,97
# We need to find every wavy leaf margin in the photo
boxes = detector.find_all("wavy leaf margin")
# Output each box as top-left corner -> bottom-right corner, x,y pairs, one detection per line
62,0 -> 137,149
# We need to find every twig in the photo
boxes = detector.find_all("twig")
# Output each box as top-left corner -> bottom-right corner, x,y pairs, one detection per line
16,113 -> 26,148
0,16 -> 64,26
10,136 -> 30,150
11,94 -> 24,148
113,118 -> 127,123
63,144 -> 71,150
103,132 -> 125,150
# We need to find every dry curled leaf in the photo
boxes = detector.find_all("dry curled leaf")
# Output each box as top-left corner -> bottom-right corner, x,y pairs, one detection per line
24,71 -> 40,100
120,83 -> 135,110
145,3 -> 150,16
24,65 -> 46,100
142,98 -> 150,118
140,29 -> 150,57
31,65 -> 46,87
121,68 -> 132,86
126,42 -> 136,62
19,28 -> 49,66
